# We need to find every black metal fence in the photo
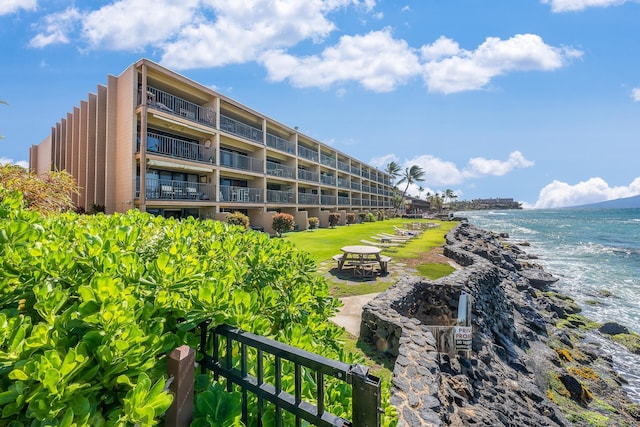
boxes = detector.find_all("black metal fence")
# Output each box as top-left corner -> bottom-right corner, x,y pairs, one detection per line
199,323 -> 381,426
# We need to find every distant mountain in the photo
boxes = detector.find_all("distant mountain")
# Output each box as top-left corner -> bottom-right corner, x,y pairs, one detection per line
569,195 -> 640,209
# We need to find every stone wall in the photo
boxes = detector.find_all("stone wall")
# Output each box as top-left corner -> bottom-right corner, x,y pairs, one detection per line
361,221 -> 640,426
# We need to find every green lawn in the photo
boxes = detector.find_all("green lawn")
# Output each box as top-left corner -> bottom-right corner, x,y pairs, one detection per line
283,218 -> 458,297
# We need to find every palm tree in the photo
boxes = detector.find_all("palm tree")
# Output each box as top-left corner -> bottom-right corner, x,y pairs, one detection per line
393,165 -> 426,217
385,161 -> 401,186
418,186 -> 425,199
444,189 -> 454,206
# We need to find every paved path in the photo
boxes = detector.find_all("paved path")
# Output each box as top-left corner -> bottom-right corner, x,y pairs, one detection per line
332,293 -> 380,337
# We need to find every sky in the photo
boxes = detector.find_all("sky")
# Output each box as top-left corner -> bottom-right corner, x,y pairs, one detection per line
1,0 -> 639,209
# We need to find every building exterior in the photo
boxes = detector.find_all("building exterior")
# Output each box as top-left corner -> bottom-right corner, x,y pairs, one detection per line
29,59 -> 393,234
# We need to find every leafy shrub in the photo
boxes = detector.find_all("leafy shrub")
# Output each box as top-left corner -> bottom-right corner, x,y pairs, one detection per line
346,213 -> 356,225
364,212 -> 377,222
376,210 -> 385,221
272,212 -> 295,237
0,189 -> 395,425
226,211 -> 250,229
328,213 -> 340,228
308,216 -> 319,229
358,212 -> 367,223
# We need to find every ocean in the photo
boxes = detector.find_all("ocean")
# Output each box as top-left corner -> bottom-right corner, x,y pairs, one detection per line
462,208 -> 640,402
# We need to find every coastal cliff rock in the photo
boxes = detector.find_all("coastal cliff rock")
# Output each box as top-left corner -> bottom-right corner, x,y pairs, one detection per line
361,221 -> 640,426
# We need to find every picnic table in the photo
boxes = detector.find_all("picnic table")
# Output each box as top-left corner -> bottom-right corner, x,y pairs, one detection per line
334,245 -> 390,276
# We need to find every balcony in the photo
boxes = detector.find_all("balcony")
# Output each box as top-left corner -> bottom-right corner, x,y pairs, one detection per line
219,185 -> 262,203
219,150 -> 263,173
361,171 -> 370,179
142,86 -> 215,127
338,196 -> 350,205
266,161 -> 295,179
337,178 -> 349,189
298,193 -> 319,204
337,160 -> 350,172
144,132 -> 213,163
350,167 -> 361,176
352,198 -> 362,206
320,195 -> 336,205
266,189 -> 294,204
320,153 -> 336,167
298,145 -> 318,162
320,175 -> 335,185
297,169 -> 319,183
266,133 -> 295,154
220,114 -> 263,144
350,182 -> 361,191
361,185 -> 371,193
142,178 -> 215,201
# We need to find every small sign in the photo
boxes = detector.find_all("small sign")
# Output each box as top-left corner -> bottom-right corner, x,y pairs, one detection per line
455,326 -> 472,351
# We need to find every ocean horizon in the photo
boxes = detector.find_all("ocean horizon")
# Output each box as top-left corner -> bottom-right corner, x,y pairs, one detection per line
462,207 -> 640,402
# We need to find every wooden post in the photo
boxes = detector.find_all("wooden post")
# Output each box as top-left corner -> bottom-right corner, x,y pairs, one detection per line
166,345 -> 195,427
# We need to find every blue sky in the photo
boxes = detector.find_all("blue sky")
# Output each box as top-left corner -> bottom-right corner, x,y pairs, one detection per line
1,0 -> 639,208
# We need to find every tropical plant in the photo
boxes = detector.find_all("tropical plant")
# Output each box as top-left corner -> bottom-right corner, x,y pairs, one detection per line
384,161 -> 401,186
0,164 -> 78,214
0,190 -> 392,425
308,216 -> 319,229
226,211 -> 250,229
272,212 -> 295,236
346,213 -> 356,225
393,165 -> 426,217
328,213 -> 340,228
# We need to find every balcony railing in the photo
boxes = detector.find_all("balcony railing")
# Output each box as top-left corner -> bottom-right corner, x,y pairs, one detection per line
266,133 -> 295,154
362,199 -> 371,206
141,178 -> 215,201
220,150 -> 263,173
220,114 -> 263,144
337,178 -> 349,189
298,193 -> 319,204
337,160 -> 350,172
320,153 -> 336,167
361,171 -> 370,179
266,161 -> 295,179
320,175 -> 335,185
142,86 -> 215,127
266,189 -> 294,203
219,185 -> 262,203
320,195 -> 336,205
298,145 -> 318,162
350,182 -> 361,191
143,132 -> 214,163
297,169 -> 318,183
352,197 -> 362,206
338,196 -> 350,205
350,167 -> 361,176
361,185 -> 371,193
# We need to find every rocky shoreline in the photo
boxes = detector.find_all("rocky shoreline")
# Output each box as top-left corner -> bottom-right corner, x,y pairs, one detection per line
361,221 -> 640,426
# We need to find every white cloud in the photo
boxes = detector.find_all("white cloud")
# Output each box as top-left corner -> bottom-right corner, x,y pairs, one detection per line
534,177 -> 640,208
261,28 -> 421,92
541,0 -> 632,13
0,157 -> 29,168
632,87 -> 640,101
0,0 -> 36,16
82,0 -> 200,51
160,0 -> 350,69
369,153 -> 399,169
29,8 -> 82,48
27,2 -> 579,94
463,151 -> 534,178
422,34 -> 583,94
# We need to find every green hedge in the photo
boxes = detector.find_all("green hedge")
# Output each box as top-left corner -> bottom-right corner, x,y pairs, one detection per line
0,189 -> 399,425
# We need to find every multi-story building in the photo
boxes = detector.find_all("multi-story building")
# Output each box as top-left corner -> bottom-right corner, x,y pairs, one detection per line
29,58 -> 393,233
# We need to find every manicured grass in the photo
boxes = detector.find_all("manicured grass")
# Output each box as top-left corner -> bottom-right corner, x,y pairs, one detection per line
284,218 -> 456,264
417,263 -> 456,280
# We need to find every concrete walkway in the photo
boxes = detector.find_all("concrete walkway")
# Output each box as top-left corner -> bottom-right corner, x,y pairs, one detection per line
332,293 -> 380,337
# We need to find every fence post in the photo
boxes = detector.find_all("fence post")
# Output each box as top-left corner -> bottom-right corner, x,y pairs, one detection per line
166,345 -> 195,427
350,364 -> 382,427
